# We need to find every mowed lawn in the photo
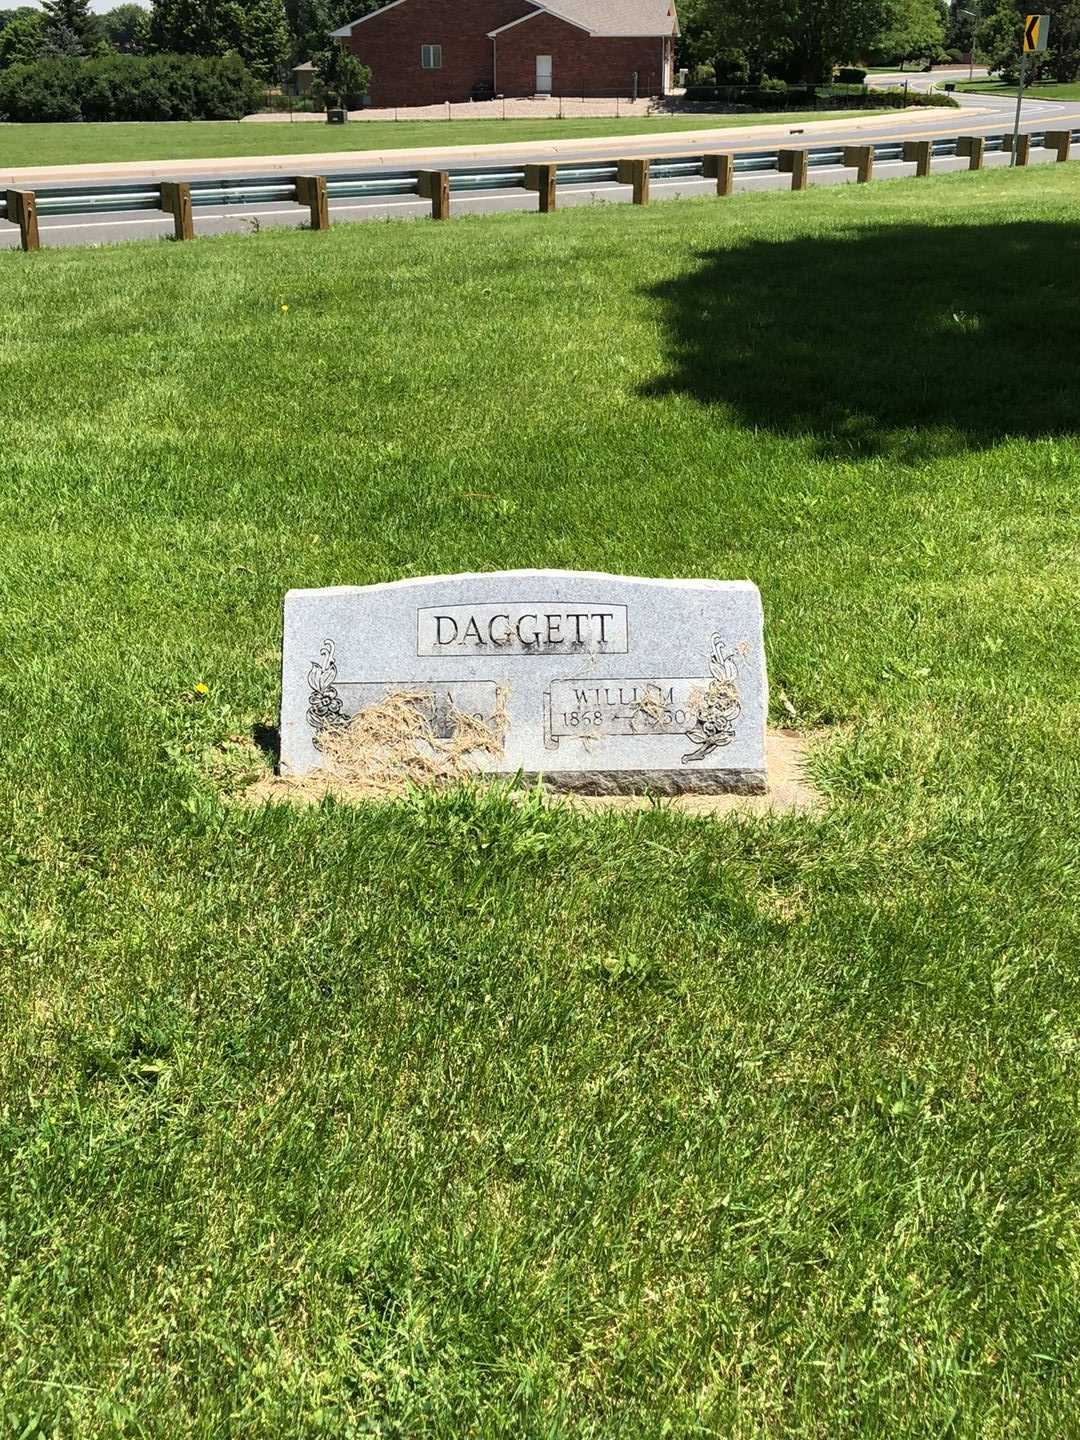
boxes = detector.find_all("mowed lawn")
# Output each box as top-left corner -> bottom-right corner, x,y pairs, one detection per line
955,78 -> 1080,100
0,110 -> 893,169
2,167 -> 1079,1438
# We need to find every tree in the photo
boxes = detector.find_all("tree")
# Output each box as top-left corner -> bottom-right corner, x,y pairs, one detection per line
41,0 -> 101,56
978,0 -> 1080,80
703,0 -> 906,81
312,32 -> 368,104
875,0 -> 946,63
101,3 -> 153,53
227,0 -> 292,78
0,8 -> 46,69
943,0 -> 976,53
787,0 -> 894,79
669,0 -> 717,72
286,0 -> 379,65
149,0 -> 291,81
700,0 -> 794,82
1048,0 -> 1080,78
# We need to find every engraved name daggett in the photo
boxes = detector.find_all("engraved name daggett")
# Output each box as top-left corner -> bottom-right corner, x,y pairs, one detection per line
416,602 -> 629,656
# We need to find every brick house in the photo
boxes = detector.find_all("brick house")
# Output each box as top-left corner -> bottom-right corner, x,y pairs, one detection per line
332,0 -> 679,108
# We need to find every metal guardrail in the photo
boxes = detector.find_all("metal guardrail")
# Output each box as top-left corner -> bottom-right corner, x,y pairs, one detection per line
3,127 -> 1078,249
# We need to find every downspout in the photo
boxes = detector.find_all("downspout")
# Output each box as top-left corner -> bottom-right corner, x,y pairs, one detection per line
492,35 -> 497,94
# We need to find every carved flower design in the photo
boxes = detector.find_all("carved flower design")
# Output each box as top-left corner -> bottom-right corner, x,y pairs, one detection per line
306,639 -> 348,744
682,634 -> 742,764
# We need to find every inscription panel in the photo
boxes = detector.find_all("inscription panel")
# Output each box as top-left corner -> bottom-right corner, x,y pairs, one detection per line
417,602 -> 628,657
335,681 -> 499,739
548,678 -> 700,739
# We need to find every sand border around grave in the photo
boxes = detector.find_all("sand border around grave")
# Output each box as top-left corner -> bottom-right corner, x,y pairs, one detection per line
242,729 -> 821,817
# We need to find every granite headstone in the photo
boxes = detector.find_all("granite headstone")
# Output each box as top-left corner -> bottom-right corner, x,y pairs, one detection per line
281,570 -> 768,793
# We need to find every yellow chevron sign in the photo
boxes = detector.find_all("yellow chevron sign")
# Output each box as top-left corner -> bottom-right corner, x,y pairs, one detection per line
1023,13 -> 1049,51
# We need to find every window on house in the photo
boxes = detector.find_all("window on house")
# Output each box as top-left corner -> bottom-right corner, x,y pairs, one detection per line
420,44 -> 442,69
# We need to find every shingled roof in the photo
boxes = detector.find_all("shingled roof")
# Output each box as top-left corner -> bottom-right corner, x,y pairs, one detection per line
523,0 -> 678,36
333,0 -> 678,39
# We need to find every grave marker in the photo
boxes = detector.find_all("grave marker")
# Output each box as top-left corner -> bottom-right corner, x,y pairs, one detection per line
281,571 -> 768,793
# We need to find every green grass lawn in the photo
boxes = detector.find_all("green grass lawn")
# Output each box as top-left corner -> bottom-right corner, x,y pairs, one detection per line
0,110 -> 895,169
954,78 -> 1080,100
2,165 -> 1080,1437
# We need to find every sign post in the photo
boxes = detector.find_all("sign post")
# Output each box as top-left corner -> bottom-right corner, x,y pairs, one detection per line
1013,14 -> 1050,164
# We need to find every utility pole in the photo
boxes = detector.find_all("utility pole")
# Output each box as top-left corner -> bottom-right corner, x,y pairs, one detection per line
960,5 -> 981,83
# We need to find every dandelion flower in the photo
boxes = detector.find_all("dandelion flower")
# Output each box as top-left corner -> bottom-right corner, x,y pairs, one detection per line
194,683 -> 209,696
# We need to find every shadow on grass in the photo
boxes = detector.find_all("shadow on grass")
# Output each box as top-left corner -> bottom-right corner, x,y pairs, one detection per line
253,722 -> 280,765
643,220 -> 1080,459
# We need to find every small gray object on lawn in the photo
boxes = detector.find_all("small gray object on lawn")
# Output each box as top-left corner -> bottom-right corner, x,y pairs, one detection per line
280,570 -> 768,794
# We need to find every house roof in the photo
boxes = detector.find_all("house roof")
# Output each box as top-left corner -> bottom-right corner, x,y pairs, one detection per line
333,0 -> 677,40
523,0 -> 678,37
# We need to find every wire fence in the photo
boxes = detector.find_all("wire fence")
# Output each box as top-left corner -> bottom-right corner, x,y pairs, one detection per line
254,81 -> 925,123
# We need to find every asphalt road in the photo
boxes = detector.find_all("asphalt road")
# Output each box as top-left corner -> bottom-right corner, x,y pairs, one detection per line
4,74 -> 1078,251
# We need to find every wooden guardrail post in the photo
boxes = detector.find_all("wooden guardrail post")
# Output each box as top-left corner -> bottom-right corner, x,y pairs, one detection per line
417,169 -> 451,220
956,136 -> 985,170
159,181 -> 193,241
1005,133 -> 1031,166
5,189 -> 40,251
843,145 -> 874,183
1043,130 -> 1072,162
295,175 -> 329,230
524,163 -> 557,213
616,158 -> 650,205
702,154 -> 734,196
902,140 -> 932,177
777,149 -> 809,190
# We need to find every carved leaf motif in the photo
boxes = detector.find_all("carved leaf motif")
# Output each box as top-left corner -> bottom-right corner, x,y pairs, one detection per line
681,744 -> 712,763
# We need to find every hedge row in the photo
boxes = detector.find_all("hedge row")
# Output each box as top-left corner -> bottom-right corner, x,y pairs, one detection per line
0,54 -> 264,123
682,84 -> 959,111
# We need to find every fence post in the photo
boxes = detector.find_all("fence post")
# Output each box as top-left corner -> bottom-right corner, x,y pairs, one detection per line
702,154 -> 734,196
5,188 -> 40,252
159,181 -> 194,241
524,162 -> 557,213
842,145 -> 874,183
955,136 -> 985,170
616,157 -> 650,205
1005,132 -> 1031,166
417,169 -> 451,220
1043,130 -> 1072,162
777,149 -> 808,190
902,139 -> 932,177
295,175 -> 330,230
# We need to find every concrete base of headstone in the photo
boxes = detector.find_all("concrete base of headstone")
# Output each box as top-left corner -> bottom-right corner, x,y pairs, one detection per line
552,730 -> 820,814
244,731 -> 819,815
520,765 -> 767,796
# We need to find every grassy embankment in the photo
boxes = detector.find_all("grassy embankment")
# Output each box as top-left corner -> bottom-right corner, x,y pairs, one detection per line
954,78 -> 1080,100
1,164 -> 1079,1437
0,110 -> 895,169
